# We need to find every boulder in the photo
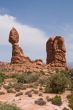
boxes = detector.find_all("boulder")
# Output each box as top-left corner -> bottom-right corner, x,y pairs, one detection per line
9,27 -> 19,44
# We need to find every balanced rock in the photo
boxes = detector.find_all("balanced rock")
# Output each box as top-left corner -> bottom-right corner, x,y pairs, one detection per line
9,27 -> 19,44
46,36 -> 67,67
9,27 -> 31,64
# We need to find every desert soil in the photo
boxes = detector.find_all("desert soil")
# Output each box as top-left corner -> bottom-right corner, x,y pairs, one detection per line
0,87 -> 71,110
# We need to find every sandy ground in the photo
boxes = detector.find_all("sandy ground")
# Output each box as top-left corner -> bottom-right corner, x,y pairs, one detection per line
0,88 -> 71,110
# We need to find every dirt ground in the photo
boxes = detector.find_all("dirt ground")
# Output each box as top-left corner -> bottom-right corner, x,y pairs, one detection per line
0,88 -> 71,110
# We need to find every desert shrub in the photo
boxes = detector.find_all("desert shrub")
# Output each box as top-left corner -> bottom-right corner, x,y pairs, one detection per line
35,98 -> 46,106
45,72 -> 68,93
14,83 -> 24,92
0,73 -> 7,83
67,94 -> 73,110
38,75 -> 48,85
29,82 -> 39,88
0,103 -> 21,110
3,83 -> 14,90
62,107 -> 69,110
0,91 -> 5,95
64,69 -> 73,90
16,72 -> 39,83
10,74 -> 19,79
51,95 -> 62,106
7,88 -> 15,93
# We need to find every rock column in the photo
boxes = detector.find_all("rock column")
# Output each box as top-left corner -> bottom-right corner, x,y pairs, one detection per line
9,27 -> 30,64
46,36 -> 67,67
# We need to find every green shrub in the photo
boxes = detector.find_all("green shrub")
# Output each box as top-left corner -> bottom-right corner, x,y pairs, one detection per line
0,103 -> 21,110
16,72 -> 39,83
38,75 -> 48,85
45,72 -> 68,93
51,95 -> 62,106
0,73 -> 6,83
62,107 -> 69,110
64,69 -> 73,90
67,94 -> 73,110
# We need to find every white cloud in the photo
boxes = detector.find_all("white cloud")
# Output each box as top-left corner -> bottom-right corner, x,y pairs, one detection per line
0,14 -> 47,61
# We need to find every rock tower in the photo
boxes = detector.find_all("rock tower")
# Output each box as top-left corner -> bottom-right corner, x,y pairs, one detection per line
9,27 -> 30,64
46,36 -> 67,67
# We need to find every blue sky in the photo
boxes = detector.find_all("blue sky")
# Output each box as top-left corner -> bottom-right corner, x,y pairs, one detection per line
0,0 -> 73,66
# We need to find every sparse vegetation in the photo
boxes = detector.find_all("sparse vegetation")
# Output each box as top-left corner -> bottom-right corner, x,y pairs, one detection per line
67,94 -> 73,110
45,72 -> 68,93
0,69 -> 73,109
64,69 -> 73,90
62,107 -> 69,110
16,72 -> 39,83
38,75 -> 48,85
0,103 -> 21,110
0,72 -> 7,84
14,83 -> 26,92
51,95 -> 62,106
7,88 -> 15,93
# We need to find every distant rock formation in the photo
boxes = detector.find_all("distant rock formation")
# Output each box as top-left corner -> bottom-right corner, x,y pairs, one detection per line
9,27 -> 31,64
46,36 -> 67,67
9,28 -> 66,67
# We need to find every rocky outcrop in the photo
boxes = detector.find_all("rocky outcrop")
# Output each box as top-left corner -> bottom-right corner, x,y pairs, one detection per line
9,28 -> 67,68
34,59 -> 43,65
9,27 -> 31,64
46,36 -> 67,67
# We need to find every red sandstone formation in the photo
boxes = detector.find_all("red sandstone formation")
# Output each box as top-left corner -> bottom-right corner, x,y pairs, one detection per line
46,36 -> 67,67
9,27 -> 31,64
9,27 -> 66,68
34,59 -> 43,65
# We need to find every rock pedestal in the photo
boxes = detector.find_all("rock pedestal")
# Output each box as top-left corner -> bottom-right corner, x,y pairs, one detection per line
9,27 -> 30,64
46,36 -> 67,67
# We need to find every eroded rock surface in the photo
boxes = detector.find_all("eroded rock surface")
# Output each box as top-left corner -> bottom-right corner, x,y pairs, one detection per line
46,36 -> 67,67
9,27 -> 31,64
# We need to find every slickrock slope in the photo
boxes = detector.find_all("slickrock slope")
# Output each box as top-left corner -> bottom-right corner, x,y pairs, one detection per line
46,36 -> 67,67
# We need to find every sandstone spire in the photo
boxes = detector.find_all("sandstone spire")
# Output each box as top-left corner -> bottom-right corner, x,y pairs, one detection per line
46,36 -> 67,67
9,27 -> 30,64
